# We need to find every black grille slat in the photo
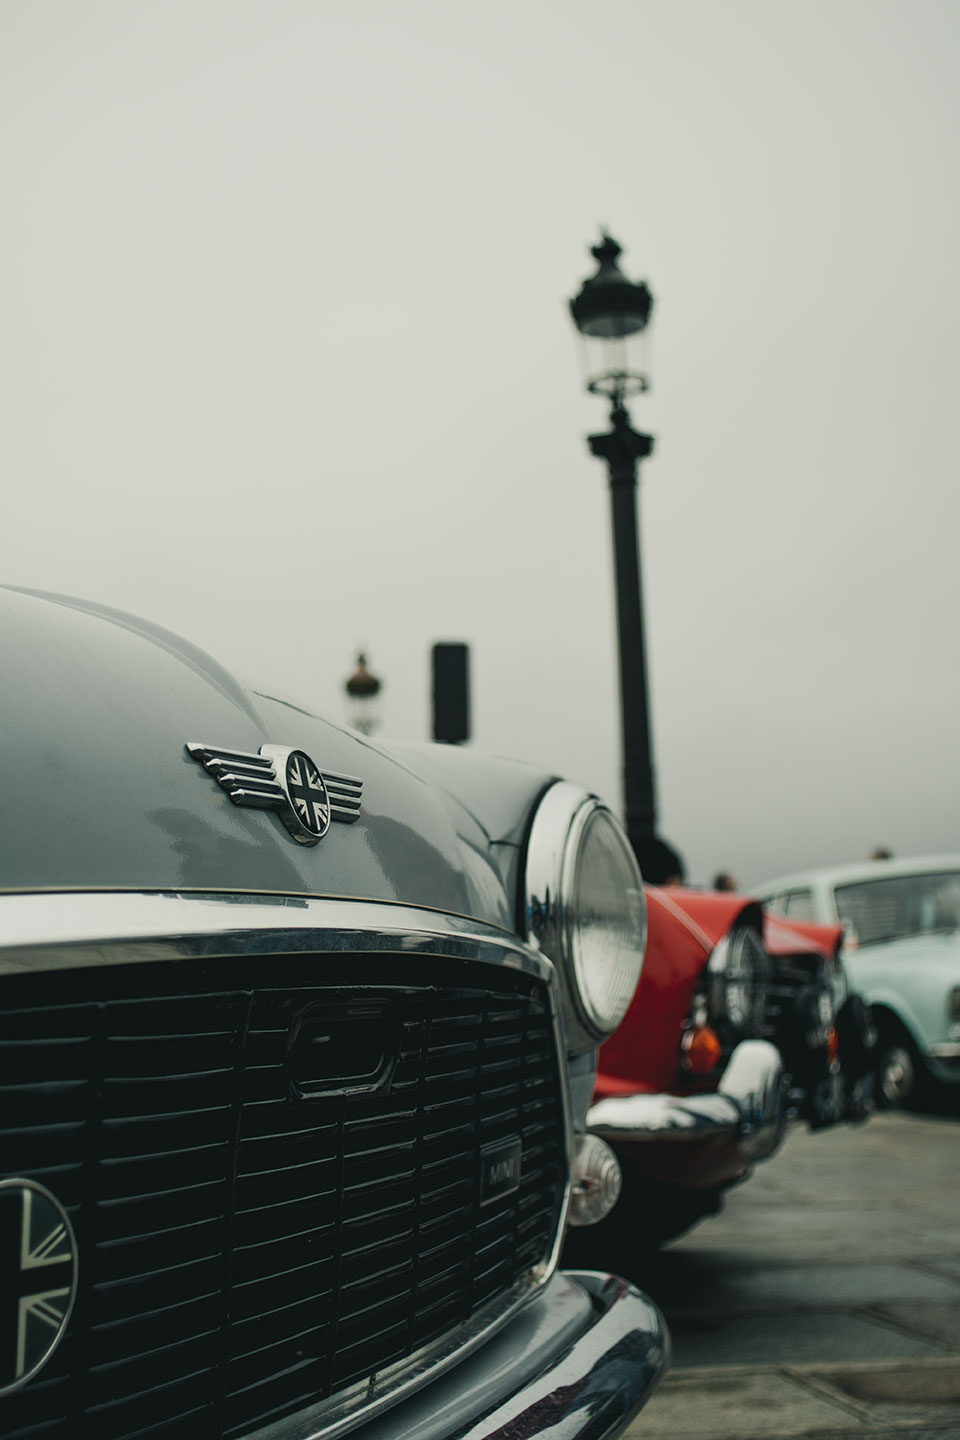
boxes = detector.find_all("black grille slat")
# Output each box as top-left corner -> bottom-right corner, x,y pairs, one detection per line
93,1218 -> 222,1279
84,1370 -> 219,1440
230,1258 -> 336,1320
91,1296 -> 222,1364
1,955 -> 564,1440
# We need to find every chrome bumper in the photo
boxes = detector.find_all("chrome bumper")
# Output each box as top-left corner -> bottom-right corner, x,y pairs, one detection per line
345,1271 -> 668,1440
587,1039 -> 786,1163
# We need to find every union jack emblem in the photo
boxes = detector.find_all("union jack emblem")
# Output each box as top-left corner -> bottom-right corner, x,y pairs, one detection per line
186,742 -> 363,846
0,1180 -> 77,1396
284,751 -> 331,835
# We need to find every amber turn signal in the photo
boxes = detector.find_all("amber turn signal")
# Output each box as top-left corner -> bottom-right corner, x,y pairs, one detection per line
681,1024 -> 723,1074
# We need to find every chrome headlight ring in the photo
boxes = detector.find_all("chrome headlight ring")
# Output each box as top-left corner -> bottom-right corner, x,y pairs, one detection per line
707,925 -> 771,1036
524,781 -> 647,1055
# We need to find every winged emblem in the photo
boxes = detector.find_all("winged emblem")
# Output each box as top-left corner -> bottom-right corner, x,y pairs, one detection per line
186,742 -> 362,846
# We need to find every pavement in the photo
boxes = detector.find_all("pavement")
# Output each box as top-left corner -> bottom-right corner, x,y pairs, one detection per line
622,1110 -> 960,1439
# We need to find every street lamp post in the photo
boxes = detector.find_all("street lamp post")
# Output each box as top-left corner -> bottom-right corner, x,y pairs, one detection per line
344,652 -> 382,736
569,233 -> 672,881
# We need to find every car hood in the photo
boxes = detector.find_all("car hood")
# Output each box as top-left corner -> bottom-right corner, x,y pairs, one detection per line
764,914 -> 841,961
645,887 -> 761,948
0,586 -> 555,926
846,928 -> 960,977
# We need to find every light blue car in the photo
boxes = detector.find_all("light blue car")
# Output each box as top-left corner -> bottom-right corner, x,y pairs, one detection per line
755,857 -> 960,1109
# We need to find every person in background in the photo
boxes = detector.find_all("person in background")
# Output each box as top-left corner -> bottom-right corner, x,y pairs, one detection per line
713,871 -> 738,892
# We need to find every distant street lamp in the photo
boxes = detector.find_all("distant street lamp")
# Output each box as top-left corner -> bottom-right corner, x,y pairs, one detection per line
344,652 -> 382,736
569,233 -> 672,881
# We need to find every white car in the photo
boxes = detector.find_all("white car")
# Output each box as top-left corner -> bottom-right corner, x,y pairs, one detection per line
755,856 -> 960,1109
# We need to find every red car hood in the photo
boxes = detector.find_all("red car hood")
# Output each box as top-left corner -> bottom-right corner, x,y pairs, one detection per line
764,913 -> 842,959
596,888 -> 840,1100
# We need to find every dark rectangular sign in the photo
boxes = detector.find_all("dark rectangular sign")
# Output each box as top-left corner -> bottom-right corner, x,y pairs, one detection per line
432,642 -> 470,744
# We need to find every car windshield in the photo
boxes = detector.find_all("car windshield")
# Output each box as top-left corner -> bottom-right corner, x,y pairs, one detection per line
833,871 -> 960,947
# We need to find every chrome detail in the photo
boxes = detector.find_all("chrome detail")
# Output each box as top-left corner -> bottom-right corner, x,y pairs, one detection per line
930,1041 -> 960,1058
525,781 -> 646,1055
567,1134 -> 623,1228
0,1180 -> 78,1397
0,893 -> 553,980
878,1042 -> 918,1107
250,1272 -> 667,1440
720,1039 -> 787,1160
706,925 -> 770,1034
480,1137 -> 523,1206
186,741 -> 362,845
249,1276 -> 549,1440
588,1090 -> 741,1143
588,1039 -> 785,1161
454,1273 -> 667,1440
288,999 -> 400,1099
564,1050 -> 601,1139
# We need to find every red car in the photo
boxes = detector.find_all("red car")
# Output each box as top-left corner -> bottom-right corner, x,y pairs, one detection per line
565,885 -> 873,1257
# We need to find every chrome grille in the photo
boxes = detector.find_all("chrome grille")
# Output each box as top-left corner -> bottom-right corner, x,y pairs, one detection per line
0,954 -> 565,1440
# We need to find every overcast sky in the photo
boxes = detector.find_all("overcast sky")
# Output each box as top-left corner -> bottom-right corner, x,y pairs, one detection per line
2,0 -> 958,888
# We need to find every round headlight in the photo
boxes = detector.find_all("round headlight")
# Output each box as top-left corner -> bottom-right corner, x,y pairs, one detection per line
525,782 -> 646,1054
708,926 -> 770,1034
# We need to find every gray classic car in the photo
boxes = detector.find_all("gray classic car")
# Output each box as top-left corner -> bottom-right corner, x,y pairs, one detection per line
0,585 -> 667,1440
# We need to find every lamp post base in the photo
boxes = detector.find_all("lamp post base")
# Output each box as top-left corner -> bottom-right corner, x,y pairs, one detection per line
632,834 -> 687,887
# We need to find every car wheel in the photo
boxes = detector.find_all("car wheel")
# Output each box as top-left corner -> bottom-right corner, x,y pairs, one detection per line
875,1022 -> 923,1110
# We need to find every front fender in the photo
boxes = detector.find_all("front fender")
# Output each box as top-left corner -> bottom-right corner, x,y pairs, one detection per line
865,980 -> 952,1057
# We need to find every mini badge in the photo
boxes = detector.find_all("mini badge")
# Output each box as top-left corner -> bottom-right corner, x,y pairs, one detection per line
186,742 -> 362,846
480,1136 -> 523,1206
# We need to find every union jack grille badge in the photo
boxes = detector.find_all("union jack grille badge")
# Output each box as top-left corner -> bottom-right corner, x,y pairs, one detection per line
0,1179 -> 78,1396
186,742 -> 363,847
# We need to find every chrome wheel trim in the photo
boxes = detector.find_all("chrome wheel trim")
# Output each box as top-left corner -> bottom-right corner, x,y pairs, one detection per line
878,1042 -> 916,1107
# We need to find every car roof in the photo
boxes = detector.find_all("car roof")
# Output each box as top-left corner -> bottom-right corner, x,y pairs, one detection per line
755,854 -> 960,895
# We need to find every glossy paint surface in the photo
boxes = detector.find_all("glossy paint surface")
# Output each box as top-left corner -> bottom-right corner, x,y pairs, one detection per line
594,888 -> 713,1096
0,587 -> 555,923
851,932 -> 960,1071
595,887 -> 831,1098
765,914 -> 842,960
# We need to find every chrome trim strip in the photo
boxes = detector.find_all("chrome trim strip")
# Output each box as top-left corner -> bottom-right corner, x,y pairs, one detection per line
648,885 -> 714,950
929,1042 -> 960,1059
0,892 -> 553,982
323,771 -> 364,823
588,1039 -> 785,1162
